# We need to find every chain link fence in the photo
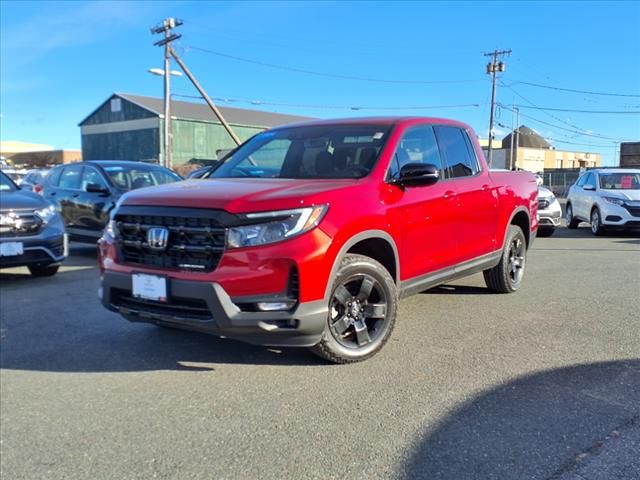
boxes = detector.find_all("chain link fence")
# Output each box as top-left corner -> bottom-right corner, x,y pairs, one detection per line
542,169 -> 582,198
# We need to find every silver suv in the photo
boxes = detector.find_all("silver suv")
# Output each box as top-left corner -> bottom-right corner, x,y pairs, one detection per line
566,168 -> 640,235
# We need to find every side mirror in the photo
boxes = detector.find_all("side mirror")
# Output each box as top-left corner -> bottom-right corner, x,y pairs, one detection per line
583,184 -> 596,191
86,183 -> 109,194
394,163 -> 439,187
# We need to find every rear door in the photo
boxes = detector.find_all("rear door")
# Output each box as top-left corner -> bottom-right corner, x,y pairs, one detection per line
434,125 -> 498,263
54,164 -> 84,228
383,124 -> 460,279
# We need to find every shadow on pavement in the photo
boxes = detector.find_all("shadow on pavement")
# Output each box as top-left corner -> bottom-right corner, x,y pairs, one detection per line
401,360 -> 640,480
422,284 -> 491,296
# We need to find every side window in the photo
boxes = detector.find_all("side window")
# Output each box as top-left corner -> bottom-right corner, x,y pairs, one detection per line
388,125 -> 444,179
434,126 -> 479,178
58,165 -> 83,190
47,166 -> 64,186
81,167 -> 108,191
584,173 -> 596,189
575,174 -> 587,187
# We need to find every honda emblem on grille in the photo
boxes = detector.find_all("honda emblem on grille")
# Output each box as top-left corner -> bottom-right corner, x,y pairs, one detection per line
147,227 -> 169,251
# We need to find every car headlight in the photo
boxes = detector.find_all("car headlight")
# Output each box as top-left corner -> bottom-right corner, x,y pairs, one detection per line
104,219 -> 117,239
34,204 -> 57,223
227,205 -> 327,249
602,197 -> 625,206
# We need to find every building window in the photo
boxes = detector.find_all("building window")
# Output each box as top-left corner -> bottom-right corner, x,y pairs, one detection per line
556,159 -> 562,168
110,98 -> 122,113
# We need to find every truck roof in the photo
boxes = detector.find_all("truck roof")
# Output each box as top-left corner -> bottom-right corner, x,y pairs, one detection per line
272,116 -> 472,131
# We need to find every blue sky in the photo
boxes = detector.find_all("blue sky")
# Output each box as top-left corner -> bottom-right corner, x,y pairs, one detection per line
1,0 -> 639,165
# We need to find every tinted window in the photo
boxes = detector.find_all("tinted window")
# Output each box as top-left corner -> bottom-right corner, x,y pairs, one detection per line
0,171 -> 17,192
58,165 -> 83,189
599,172 -> 640,190
388,125 -> 444,179
434,126 -> 479,178
102,164 -> 180,191
47,166 -> 63,186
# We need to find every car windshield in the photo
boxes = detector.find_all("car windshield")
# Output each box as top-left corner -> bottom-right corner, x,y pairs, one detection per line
0,171 -> 17,192
102,164 -> 181,191
599,172 -> 640,190
210,124 -> 392,180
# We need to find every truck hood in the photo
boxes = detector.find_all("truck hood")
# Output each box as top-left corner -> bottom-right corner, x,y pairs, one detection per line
119,178 -> 362,213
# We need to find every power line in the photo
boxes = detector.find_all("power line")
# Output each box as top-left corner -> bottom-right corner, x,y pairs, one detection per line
512,105 -> 640,114
172,93 -> 482,111
497,103 -> 634,142
185,45 -> 481,85
509,79 -> 640,98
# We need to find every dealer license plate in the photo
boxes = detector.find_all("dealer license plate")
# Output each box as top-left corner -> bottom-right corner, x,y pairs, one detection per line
0,242 -> 24,257
132,273 -> 167,302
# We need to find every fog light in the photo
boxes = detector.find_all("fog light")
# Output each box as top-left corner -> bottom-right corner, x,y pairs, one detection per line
256,301 -> 296,311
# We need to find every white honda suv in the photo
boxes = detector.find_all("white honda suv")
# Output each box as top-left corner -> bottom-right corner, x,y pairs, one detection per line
566,168 -> 640,235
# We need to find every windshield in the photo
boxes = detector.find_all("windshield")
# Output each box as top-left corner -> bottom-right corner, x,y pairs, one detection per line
210,124 -> 392,179
102,165 -> 181,191
0,171 -> 17,192
599,172 -> 640,190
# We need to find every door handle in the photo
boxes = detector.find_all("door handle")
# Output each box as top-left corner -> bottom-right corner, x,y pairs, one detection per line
443,190 -> 456,200
49,192 -> 56,196
481,184 -> 491,191
72,193 -> 79,198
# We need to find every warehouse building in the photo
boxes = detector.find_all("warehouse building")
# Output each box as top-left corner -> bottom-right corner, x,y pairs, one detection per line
79,93 -> 312,166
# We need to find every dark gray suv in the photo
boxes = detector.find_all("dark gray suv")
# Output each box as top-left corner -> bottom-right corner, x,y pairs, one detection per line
0,170 -> 67,276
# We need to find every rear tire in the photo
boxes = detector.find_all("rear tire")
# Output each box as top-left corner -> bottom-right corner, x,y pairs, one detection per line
537,227 -> 555,237
590,207 -> 605,236
565,203 -> 579,229
28,264 -> 60,277
484,225 -> 527,294
310,254 -> 397,364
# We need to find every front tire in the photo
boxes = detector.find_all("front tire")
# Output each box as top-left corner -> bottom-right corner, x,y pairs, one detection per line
28,264 -> 60,277
484,225 -> 527,293
310,254 -> 397,364
566,203 -> 579,229
590,207 -> 605,236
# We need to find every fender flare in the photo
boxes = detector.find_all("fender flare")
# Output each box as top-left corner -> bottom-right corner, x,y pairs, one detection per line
501,206 -> 531,250
323,229 -> 400,301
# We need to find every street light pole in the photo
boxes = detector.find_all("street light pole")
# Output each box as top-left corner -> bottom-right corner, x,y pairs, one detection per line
163,29 -> 171,169
484,49 -> 511,167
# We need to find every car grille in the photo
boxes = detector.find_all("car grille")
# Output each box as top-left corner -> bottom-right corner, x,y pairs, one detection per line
538,198 -> 550,210
623,205 -> 640,218
113,206 -> 235,273
0,211 -> 43,237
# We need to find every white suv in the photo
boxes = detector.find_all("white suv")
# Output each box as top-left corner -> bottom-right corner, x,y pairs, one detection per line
566,168 -> 640,235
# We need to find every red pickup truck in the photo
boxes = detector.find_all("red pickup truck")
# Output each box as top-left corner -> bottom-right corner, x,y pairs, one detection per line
98,117 -> 538,363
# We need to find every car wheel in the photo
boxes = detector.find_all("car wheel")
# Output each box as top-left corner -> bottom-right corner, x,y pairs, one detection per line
310,254 -> 397,364
483,225 -> 527,294
28,264 -> 60,277
537,227 -> 555,237
590,207 -> 605,236
565,203 -> 579,229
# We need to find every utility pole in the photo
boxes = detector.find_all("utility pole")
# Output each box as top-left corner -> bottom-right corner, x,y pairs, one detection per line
484,48 -> 511,167
513,107 -> 520,170
151,18 -> 183,168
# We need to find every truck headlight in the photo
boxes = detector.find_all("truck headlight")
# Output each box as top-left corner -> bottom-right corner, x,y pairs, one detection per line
602,197 -> 625,206
227,205 -> 327,249
34,204 -> 57,223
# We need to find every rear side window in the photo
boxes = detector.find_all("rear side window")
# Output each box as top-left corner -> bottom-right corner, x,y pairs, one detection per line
434,126 -> 480,178
388,125 -> 445,179
58,165 -> 83,190
47,166 -> 64,186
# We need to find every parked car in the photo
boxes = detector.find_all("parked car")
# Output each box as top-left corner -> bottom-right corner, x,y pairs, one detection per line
40,161 -> 181,243
537,186 -> 561,237
0,170 -> 67,276
19,168 -> 50,192
1,167 -> 28,185
566,168 -> 640,235
98,117 -> 538,363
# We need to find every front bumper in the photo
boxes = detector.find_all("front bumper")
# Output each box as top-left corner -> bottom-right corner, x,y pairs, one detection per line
537,199 -> 562,228
0,224 -> 68,269
100,271 -> 328,347
599,201 -> 640,228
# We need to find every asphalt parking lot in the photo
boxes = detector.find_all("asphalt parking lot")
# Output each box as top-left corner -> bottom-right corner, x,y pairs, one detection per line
1,227 -> 639,480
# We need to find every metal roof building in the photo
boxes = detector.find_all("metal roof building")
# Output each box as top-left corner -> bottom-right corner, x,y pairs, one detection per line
79,93 -> 312,166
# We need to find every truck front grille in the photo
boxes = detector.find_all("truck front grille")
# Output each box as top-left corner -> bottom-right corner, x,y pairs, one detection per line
113,206 -> 234,273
